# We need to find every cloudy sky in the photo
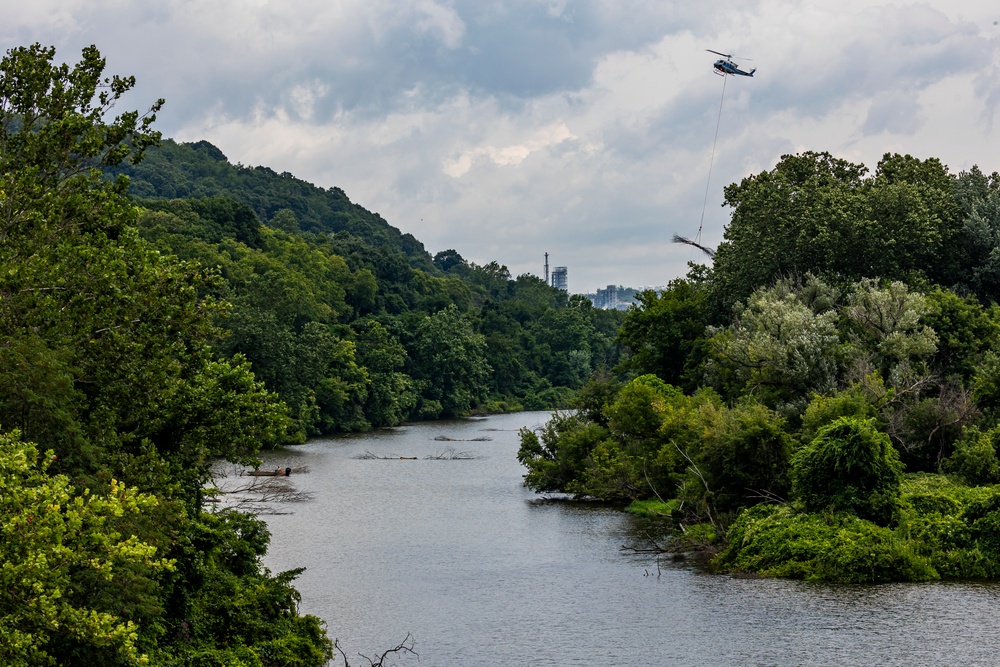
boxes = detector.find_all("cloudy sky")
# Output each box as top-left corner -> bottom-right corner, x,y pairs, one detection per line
5,1 -> 1000,292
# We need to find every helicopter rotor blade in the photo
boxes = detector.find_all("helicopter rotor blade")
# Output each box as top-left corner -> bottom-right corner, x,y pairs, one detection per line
706,48 -> 753,61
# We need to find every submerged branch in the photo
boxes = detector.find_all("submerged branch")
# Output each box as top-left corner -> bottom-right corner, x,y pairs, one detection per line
334,633 -> 417,667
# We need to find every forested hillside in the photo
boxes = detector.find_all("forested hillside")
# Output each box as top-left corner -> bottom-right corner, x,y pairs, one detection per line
110,138 -> 438,273
521,151 -> 1000,583
111,139 -> 624,440
0,43 -> 624,664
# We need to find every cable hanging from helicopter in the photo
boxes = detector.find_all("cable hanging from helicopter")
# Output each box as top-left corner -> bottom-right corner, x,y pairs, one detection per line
672,50 -> 756,260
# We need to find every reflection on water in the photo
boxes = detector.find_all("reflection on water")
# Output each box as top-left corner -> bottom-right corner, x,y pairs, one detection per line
259,412 -> 1000,666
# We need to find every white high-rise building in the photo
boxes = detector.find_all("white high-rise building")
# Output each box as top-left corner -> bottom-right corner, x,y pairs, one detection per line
551,266 -> 568,292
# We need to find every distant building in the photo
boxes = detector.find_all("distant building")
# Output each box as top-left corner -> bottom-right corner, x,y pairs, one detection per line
583,285 -> 645,310
551,266 -> 568,292
593,284 -> 618,309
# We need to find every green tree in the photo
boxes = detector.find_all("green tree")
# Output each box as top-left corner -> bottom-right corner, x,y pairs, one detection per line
697,401 -> 793,515
408,305 -> 491,418
0,43 -> 332,663
922,288 -> 999,382
842,279 -> 938,388
616,280 -> 709,388
712,151 -> 960,312
708,277 -> 842,409
791,416 -> 903,525
0,432 -> 170,667
517,412 -> 612,495
352,319 -> 417,426
952,166 -> 1000,302
942,425 -> 1000,485
155,512 -> 333,667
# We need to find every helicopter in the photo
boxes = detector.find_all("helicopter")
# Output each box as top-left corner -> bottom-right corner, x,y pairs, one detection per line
707,49 -> 756,77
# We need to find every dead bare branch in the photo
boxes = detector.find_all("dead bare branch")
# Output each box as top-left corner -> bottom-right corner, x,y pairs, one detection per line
672,233 -> 716,258
355,451 -> 418,460
671,440 -> 719,533
207,461 -> 313,514
334,634 -> 417,667
424,448 -> 478,460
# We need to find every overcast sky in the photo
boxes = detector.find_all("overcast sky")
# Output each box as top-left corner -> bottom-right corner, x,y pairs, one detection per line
5,1 -> 1000,292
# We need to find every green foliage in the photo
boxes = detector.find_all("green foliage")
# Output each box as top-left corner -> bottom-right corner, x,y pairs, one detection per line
0,432 -> 170,666
712,151 -> 960,312
791,417 -> 903,525
842,279 -> 938,386
942,426 -> 1000,485
697,402 -> 793,514
625,498 -> 680,518
616,280 -> 709,388
0,43 -> 333,663
408,305 -> 491,418
951,166 -> 1000,302
513,147 -> 1000,583
708,277 -> 842,408
605,375 -> 680,447
587,375 -> 683,500
971,349 -> 1000,414
112,139 -> 436,271
716,504 -> 938,583
352,319 -> 417,427
922,288 -> 999,382
517,412 -> 612,495
136,193 -> 611,425
798,386 -> 879,448
719,475 -> 1000,582
154,512 -> 333,667
573,371 -> 621,427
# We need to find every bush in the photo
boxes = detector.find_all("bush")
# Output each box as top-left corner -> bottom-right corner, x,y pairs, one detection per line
716,505 -> 938,583
698,401 -> 793,514
897,475 -> 1000,578
791,417 -> 902,525
798,387 -> 878,448
942,426 -> 1000,485
516,412 -> 611,494
717,476 -> 1000,582
626,498 -> 680,518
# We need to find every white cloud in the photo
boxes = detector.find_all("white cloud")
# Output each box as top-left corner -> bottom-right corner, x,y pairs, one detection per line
414,0 -> 466,48
442,123 -> 577,176
6,0 -> 1000,289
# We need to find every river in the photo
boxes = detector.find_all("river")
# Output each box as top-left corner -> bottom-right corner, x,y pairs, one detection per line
258,411 -> 1000,666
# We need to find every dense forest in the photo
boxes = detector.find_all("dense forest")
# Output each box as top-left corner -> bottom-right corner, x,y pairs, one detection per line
112,138 -> 625,439
7,37 -> 1000,665
520,150 -> 1000,583
0,44 -> 623,665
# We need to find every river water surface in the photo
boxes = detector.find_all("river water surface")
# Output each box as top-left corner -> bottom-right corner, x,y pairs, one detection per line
259,411 -> 1000,666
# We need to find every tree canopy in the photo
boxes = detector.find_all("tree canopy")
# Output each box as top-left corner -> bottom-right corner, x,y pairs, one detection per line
0,43 -> 331,664
525,147 -> 1000,584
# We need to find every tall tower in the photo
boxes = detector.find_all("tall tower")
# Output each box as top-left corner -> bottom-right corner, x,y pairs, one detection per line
544,252 -> 549,285
551,266 -> 568,292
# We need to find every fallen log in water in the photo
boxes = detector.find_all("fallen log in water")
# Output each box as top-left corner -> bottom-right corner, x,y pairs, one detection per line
243,467 -> 291,477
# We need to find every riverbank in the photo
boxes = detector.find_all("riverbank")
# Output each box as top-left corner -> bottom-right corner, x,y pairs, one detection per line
258,412 -> 1000,665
